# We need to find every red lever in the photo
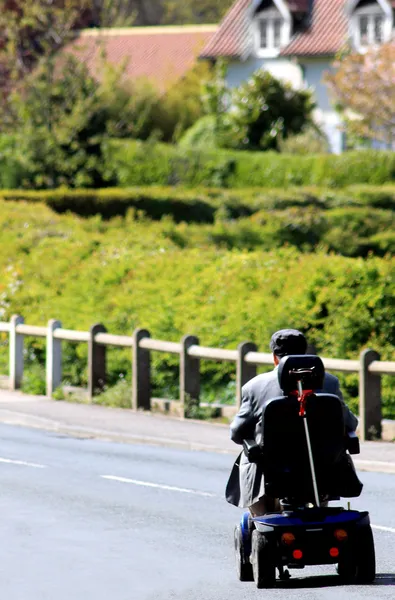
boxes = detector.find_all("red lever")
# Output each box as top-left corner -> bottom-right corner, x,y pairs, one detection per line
291,389 -> 314,417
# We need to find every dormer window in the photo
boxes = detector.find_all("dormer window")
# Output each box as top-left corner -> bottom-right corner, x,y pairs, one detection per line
351,2 -> 392,49
258,15 -> 283,49
255,5 -> 291,57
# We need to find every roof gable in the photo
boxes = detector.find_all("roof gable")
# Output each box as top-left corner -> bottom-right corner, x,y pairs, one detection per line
281,0 -> 348,56
200,0 -> 395,60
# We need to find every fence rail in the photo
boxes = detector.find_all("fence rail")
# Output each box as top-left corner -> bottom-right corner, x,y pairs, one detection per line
0,314 -> 393,441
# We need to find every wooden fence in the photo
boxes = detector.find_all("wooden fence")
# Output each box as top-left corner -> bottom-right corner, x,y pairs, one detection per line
1,314 -> 395,441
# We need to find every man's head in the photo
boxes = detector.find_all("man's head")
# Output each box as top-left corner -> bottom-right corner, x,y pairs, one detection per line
270,329 -> 307,365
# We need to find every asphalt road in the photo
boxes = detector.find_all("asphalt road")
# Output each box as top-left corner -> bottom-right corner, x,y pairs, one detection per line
0,424 -> 393,600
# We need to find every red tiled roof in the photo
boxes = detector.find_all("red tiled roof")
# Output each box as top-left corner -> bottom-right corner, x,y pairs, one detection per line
64,26 -> 217,91
200,0 -> 252,59
281,0 -> 348,56
200,0 -> 381,60
200,0 -> 311,59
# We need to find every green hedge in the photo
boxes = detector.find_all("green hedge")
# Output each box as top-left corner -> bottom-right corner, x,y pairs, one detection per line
1,187 -> 394,257
105,140 -> 395,188
2,184 -> 395,218
0,198 -> 394,416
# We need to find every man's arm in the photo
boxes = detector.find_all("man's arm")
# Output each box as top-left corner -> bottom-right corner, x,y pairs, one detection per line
230,388 -> 258,445
333,378 -> 358,433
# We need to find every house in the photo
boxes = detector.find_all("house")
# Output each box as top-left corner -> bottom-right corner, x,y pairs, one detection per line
200,0 -> 395,153
64,25 -> 217,92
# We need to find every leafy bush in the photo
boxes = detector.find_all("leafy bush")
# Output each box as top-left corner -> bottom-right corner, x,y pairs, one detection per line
278,126 -> 330,155
106,140 -> 395,188
0,53 -> 211,189
0,187 -> 394,258
178,115 -> 219,149
222,70 -> 315,151
0,199 -> 393,416
201,63 -> 315,151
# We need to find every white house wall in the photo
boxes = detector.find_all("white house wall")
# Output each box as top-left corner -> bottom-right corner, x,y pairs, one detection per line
226,57 -> 303,89
299,59 -> 344,154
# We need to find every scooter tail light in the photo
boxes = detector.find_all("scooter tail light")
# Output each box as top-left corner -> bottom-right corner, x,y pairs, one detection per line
334,529 -> 348,542
281,532 -> 296,545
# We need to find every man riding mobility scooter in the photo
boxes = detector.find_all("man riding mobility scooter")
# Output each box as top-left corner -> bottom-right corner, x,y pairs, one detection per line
234,355 -> 376,588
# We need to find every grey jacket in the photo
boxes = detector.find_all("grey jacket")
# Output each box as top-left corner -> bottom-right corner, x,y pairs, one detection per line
226,368 -> 358,508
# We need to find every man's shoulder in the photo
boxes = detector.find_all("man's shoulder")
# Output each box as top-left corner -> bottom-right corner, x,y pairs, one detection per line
243,369 -> 278,395
323,371 -> 340,389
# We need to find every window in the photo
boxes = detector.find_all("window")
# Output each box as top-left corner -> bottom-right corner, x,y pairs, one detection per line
354,5 -> 387,48
254,5 -> 291,57
258,16 -> 284,50
373,15 -> 384,43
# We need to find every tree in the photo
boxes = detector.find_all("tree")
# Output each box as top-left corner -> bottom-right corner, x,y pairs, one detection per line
325,42 -> 395,149
1,53 -> 162,188
87,1 -> 160,27
162,0 -> 233,24
229,71 -> 315,151
200,68 -> 315,152
0,0 -> 88,90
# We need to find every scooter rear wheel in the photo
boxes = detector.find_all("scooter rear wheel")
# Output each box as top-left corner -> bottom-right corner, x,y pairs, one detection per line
251,530 -> 276,589
338,525 -> 376,584
234,525 -> 253,581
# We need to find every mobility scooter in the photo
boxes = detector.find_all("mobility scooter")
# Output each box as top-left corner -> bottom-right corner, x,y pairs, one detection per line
234,355 -> 376,588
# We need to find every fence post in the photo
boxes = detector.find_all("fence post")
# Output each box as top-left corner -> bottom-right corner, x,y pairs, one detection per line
236,342 -> 257,409
46,319 -> 62,398
9,314 -> 24,390
180,335 -> 200,419
359,349 -> 382,441
88,323 -> 107,401
132,328 -> 151,411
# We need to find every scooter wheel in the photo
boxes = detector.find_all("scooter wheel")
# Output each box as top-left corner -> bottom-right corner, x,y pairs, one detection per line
234,525 -> 253,581
251,530 -> 276,589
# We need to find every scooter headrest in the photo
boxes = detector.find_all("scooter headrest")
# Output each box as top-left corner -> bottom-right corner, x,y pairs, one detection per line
278,355 -> 325,394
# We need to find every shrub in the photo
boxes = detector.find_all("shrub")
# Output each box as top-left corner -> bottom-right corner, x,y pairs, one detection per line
106,140 -> 395,188
178,115 -> 219,149
278,126 -> 330,155
0,199 -> 394,416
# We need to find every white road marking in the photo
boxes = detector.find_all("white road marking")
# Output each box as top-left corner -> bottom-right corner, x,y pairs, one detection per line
103,476 -> 395,535
355,460 -> 395,468
372,524 -> 395,534
0,457 -> 46,469
101,475 -> 217,497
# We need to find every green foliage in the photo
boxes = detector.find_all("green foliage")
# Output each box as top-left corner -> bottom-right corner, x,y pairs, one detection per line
93,379 -> 132,408
156,62 -> 213,143
278,126 -> 330,155
0,52 -> 211,188
0,186 -> 394,257
107,140 -> 395,188
223,71 -> 316,151
21,364 -> 46,396
0,0 -> 86,90
178,115 -> 219,149
0,199 -> 393,416
162,0 -> 233,24
198,66 -> 315,151
1,52 -> 210,188
88,0 -> 234,26
0,135 -> 26,188
3,56 -> 111,188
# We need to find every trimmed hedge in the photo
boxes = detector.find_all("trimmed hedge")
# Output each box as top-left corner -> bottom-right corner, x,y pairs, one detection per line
105,140 -> 395,188
0,199 -> 394,416
1,184 -> 395,219
1,187 -> 394,257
